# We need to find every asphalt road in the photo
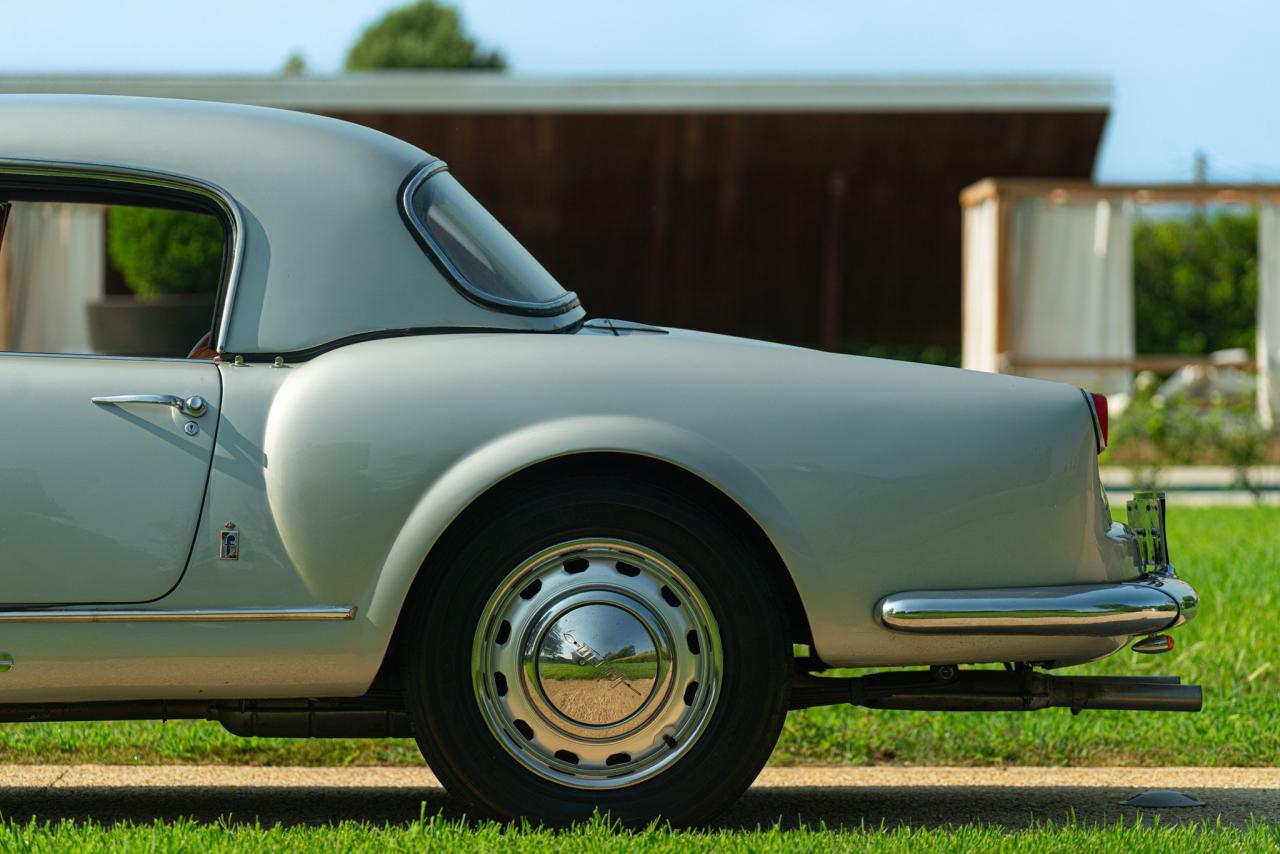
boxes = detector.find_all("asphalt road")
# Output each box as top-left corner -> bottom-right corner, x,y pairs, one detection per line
0,765 -> 1275,829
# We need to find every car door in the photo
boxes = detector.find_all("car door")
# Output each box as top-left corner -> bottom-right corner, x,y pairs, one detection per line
0,354 -> 220,603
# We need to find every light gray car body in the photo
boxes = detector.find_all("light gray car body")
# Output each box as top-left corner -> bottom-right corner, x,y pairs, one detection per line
0,96 -> 1172,705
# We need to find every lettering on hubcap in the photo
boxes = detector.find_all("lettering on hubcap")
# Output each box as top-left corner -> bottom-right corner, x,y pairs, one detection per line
562,630 -> 643,698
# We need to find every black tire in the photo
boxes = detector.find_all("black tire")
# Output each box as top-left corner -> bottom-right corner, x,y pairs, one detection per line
400,470 -> 791,825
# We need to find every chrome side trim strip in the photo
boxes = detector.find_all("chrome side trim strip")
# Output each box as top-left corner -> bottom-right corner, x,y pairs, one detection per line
0,606 -> 355,623
876,576 -> 1196,637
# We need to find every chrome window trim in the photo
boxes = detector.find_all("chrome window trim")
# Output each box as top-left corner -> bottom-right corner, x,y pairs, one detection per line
0,351 -> 209,363
0,157 -> 246,355
0,606 -> 355,623
400,161 -> 580,317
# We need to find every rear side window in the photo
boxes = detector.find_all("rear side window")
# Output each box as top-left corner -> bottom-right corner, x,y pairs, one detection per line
404,166 -> 576,315
0,197 -> 225,358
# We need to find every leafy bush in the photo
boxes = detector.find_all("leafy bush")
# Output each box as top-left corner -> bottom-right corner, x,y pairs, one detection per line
107,207 -> 223,298
1133,207 -> 1257,355
1105,372 -> 1272,493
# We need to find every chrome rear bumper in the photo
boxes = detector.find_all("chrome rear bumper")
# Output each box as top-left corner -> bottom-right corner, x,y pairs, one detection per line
876,573 -> 1198,637
877,490 -> 1198,639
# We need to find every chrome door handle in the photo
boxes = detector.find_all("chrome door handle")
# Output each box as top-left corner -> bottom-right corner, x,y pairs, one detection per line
92,394 -> 208,417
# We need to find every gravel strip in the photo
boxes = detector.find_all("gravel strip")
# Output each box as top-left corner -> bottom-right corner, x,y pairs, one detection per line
757,765 -> 1280,788
0,765 -> 1272,829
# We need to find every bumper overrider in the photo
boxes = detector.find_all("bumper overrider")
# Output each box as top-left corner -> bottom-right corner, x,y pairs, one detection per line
875,492 -> 1198,639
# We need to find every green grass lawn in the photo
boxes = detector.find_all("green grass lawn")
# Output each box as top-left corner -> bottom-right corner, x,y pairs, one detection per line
0,815 -> 1273,852
778,505 -> 1279,767
0,506 -> 1273,767
538,661 -> 656,680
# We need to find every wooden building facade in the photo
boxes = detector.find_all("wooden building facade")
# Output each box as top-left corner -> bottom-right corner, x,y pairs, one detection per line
5,75 -> 1111,356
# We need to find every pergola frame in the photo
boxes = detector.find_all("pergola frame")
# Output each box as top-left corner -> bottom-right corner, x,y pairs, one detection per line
960,178 -> 1280,425
962,178 -> 1280,371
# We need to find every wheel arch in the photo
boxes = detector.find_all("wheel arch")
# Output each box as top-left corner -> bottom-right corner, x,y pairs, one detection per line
403,452 -> 813,644
358,416 -> 818,692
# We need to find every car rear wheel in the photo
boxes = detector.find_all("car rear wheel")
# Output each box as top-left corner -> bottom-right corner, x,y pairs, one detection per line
400,472 -> 791,824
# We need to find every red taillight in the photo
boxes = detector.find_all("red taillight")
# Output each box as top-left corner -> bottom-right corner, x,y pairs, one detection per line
1087,390 -> 1108,453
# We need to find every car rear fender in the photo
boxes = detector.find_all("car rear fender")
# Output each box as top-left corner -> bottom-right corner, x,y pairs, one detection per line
360,414 -> 814,640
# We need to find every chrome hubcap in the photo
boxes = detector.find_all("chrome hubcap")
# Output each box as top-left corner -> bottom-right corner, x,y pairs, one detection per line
473,539 -> 722,789
537,603 -> 659,725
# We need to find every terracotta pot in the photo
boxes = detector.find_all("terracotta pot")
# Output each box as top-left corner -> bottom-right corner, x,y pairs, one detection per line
86,294 -> 216,357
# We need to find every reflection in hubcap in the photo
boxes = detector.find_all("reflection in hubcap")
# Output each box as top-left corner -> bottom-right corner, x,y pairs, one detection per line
537,603 -> 658,726
473,539 -> 723,790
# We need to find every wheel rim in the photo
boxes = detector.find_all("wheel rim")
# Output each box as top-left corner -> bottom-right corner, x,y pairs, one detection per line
472,538 -> 723,790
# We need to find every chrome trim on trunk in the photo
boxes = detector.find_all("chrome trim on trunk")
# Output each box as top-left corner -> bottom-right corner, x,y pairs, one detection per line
0,606 -> 355,623
1127,491 -> 1171,572
876,575 -> 1197,637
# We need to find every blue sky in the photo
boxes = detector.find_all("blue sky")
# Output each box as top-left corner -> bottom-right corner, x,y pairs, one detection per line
4,0 -> 1278,183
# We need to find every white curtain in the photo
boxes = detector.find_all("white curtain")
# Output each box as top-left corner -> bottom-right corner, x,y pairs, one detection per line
961,198 -> 1001,374
1259,203 -> 1280,429
1006,196 -> 1135,395
0,202 -> 105,354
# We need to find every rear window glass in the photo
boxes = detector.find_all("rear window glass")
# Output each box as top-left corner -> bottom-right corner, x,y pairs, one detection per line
406,168 -> 573,312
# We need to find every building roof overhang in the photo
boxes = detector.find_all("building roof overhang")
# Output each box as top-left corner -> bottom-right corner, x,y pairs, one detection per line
0,73 -> 1112,114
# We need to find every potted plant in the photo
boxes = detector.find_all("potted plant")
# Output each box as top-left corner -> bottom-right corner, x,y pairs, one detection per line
87,207 -> 222,356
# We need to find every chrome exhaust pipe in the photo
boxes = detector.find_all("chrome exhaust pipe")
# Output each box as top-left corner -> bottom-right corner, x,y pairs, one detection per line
846,669 -> 1202,713
1055,675 -> 1202,712
790,667 -> 1202,713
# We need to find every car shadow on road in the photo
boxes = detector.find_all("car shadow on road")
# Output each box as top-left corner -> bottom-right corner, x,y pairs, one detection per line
0,785 -> 1270,830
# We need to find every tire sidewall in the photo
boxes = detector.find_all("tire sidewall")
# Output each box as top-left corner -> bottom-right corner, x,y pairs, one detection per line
402,477 -> 790,824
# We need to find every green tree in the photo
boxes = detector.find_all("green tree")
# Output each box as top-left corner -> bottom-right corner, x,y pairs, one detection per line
281,51 -> 308,76
345,0 -> 505,71
1133,207 -> 1258,355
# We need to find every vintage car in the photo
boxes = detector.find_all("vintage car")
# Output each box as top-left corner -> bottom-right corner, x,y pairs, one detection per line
0,95 -> 1199,824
